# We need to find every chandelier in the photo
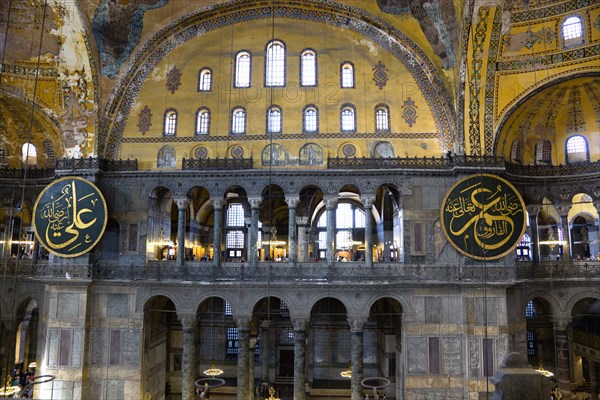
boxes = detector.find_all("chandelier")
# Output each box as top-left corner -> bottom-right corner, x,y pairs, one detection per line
535,363 -> 554,377
340,362 -> 352,378
203,360 -> 224,377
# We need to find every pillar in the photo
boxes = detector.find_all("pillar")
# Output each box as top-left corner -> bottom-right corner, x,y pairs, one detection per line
249,337 -> 258,400
348,318 -> 366,400
589,360 -> 598,400
296,217 -> 309,262
526,205 -> 541,264
236,317 -> 251,400
553,317 -> 572,396
260,320 -> 271,383
212,198 -> 225,267
178,314 -> 197,400
0,320 -> 17,377
286,195 -> 300,264
324,195 -> 337,267
361,194 -> 375,267
248,196 -> 263,267
292,318 -> 308,400
174,197 -> 189,266
555,202 -> 571,261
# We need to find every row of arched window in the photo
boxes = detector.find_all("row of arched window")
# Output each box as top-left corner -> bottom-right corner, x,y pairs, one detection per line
197,40 -> 356,90
163,103 -> 391,136
510,135 -> 590,165
0,141 -> 55,167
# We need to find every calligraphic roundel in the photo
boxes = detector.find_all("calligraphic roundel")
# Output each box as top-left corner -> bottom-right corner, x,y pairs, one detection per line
440,174 -> 526,260
33,177 -> 107,258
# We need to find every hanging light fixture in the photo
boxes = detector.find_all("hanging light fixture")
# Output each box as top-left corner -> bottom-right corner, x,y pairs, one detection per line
203,359 -> 224,377
267,386 -> 281,400
535,363 -> 554,378
340,361 -> 352,378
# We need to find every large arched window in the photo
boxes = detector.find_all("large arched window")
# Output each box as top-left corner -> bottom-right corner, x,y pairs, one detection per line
198,68 -> 212,91
534,140 -> 551,165
195,108 -> 210,135
510,140 -> 522,163
21,143 -> 37,166
231,107 -> 246,134
561,15 -> 585,48
235,51 -> 251,88
340,62 -> 354,88
226,203 -> 245,259
265,40 -> 285,87
300,49 -> 317,86
340,104 -> 356,132
163,109 -> 177,136
303,105 -> 318,133
566,135 -> 588,163
375,104 -> 390,132
267,106 -> 282,133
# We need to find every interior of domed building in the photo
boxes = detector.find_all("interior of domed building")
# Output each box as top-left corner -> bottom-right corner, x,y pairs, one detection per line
0,0 -> 598,399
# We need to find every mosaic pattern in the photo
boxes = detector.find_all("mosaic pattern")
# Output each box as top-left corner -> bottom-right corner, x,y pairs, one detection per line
401,97 -> 418,127
137,106 -> 152,135
166,66 -> 182,94
483,9 -> 502,155
566,85 -> 585,133
231,145 -> 244,159
194,146 -> 208,159
468,7 -> 489,155
299,143 -> 324,166
100,1 -> 455,159
372,61 -> 388,89
523,27 -> 554,50
497,43 -> 600,71
510,0 -> 597,23
342,143 -> 356,157
595,15 -> 600,32
541,87 -> 567,129
582,81 -> 600,129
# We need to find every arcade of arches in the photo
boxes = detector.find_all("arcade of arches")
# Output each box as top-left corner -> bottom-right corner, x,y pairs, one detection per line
0,0 -> 599,399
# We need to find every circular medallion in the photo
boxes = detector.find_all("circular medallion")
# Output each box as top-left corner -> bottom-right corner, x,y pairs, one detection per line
342,144 -> 356,157
231,145 -> 244,159
440,173 -> 526,260
33,176 -> 108,258
195,146 -> 208,159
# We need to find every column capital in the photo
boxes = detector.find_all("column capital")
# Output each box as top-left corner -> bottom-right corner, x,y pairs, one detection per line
554,202 -> 571,218
285,195 -> 301,208
553,316 -> 571,331
347,317 -> 368,332
173,196 -> 189,209
178,314 -> 197,331
234,315 -> 252,329
249,336 -> 258,348
526,204 -> 541,216
296,216 -> 309,226
248,196 -> 263,209
212,197 -> 226,209
323,195 -> 338,209
291,317 -> 309,332
360,194 -> 376,208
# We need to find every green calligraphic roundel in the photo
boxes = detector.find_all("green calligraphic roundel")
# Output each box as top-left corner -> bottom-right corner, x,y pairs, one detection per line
33,176 -> 107,258
440,174 -> 526,260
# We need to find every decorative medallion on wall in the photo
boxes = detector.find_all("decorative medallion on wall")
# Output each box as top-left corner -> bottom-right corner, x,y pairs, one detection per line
372,61 -> 388,89
231,145 -> 244,159
166,66 -> 182,94
342,143 -> 356,157
137,106 -> 152,135
401,97 -> 418,127
440,174 -> 526,260
194,146 -> 208,159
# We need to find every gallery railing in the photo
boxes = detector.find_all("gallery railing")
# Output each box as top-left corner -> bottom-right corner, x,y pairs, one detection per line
327,155 -> 505,170
182,157 -> 253,170
505,160 -> 600,176
0,167 -> 55,179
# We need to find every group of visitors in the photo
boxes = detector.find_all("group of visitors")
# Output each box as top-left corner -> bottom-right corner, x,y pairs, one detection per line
5,367 -> 34,398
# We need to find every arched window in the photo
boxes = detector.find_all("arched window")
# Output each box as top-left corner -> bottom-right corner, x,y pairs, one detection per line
195,108 -> 210,135
561,15 -> 585,48
265,40 -> 285,87
0,142 -> 8,167
303,105 -> 318,133
340,104 -> 356,132
235,51 -> 251,88
300,49 -> 317,86
340,62 -> 354,88
163,109 -> 177,136
534,140 -> 551,165
566,135 -> 588,163
198,68 -> 212,91
510,140 -> 522,163
157,145 -> 176,168
231,107 -> 246,134
43,139 -> 55,166
375,104 -> 390,132
267,106 -> 282,133
21,143 -> 37,166
226,203 -> 245,259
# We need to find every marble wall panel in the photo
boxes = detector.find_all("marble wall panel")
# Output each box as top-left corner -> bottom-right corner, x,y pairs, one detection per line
107,293 -> 128,318
106,379 -> 124,400
90,328 -> 109,365
442,336 -> 462,375
47,329 -> 59,367
407,336 -> 427,374
425,296 -> 442,323
57,293 -> 79,319
122,329 -> 141,367
469,338 -> 480,377
422,186 -> 441,209
72,329 -> 83,367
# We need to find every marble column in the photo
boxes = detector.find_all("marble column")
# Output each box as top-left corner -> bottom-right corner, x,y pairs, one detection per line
361,194 -> 375,267
553,317 -> 572,396
248,337 -> 258,400
555,202 -> 572,261
179,314 -> 197,400
324,196 -> 338,267
296,217 -> 309,262
212,198 -> 225,267
292,318 -> 309,400
526,205 -> 541,264
236,317 -> 251,400
248,196 -> 263,267
348,318 -> 366,400
0,320 -> 17,376
260,321 -> 271,383
286,195 -> 300,264
589,360 -> 598,400
174,197 -> 189,266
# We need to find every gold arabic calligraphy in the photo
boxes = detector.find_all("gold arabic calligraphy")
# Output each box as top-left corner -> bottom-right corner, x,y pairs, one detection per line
445,182 -> 523,251
40,180 -> 98,251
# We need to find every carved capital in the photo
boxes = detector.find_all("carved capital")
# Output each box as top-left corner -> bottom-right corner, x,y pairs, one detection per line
285,195 -> 300,209
554,202 -> 571,218
347,317 -> 368,332
553,316 -> 571,331
234,315 -> 252,329
361,194 -> 376,208
291,317 -> 309,332
178,314 -> 197,331
525,204 -> 541,216
173,197 -> 189,210
249,336 -> 258,349
248,196 -> 263,209
212,198 -> 226,210
323,195 -> 338,209
296,216 -> 309,226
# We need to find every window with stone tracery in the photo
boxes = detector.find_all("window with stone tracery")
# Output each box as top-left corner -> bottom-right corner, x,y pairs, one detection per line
300,49 -> 317,86
561,15 -> 585,48
266,40 -> 285,87
198,68 -> 212,91
566,135 -> 588,163
235,51 -> 251,88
